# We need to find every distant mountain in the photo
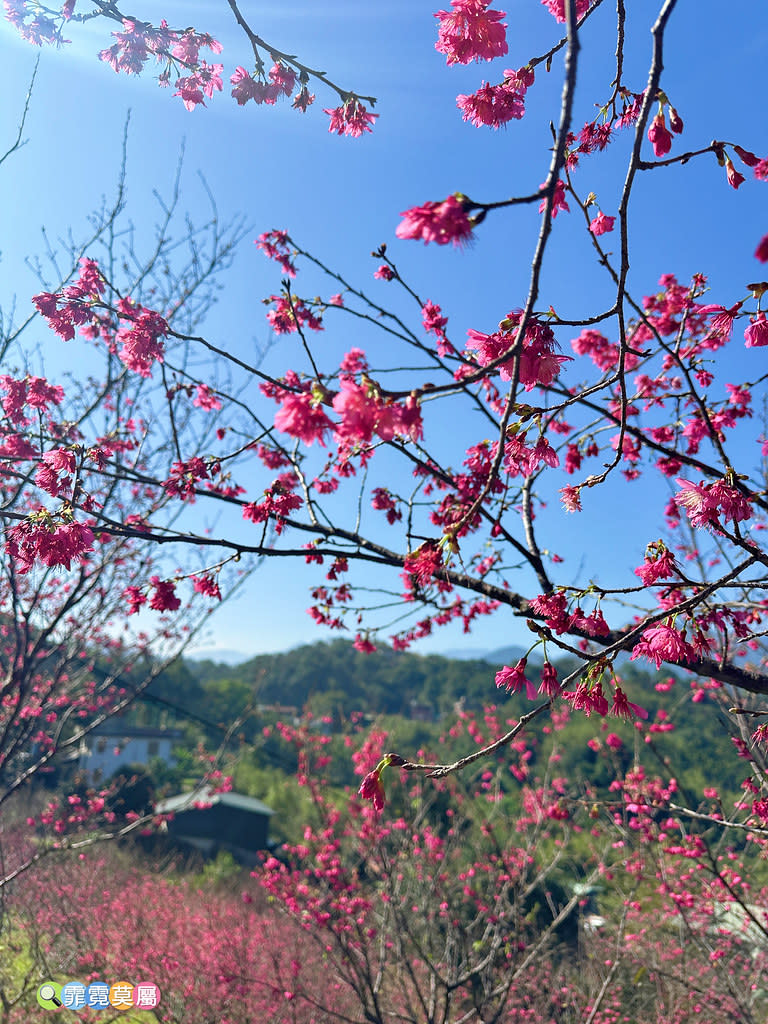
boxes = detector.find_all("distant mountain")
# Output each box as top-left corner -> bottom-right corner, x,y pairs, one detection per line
441,646 -> 541,667
485,646 -> 534,666
188,645 -> 543,670
440,648 -> 496,661
186,648 -> 253,666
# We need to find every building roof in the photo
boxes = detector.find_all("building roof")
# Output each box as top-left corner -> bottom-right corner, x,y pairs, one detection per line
89,724 -> 184,740
155,788 -> 274,816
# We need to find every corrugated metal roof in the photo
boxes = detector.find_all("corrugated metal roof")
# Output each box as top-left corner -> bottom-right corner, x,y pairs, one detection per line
155,788 -> 274,816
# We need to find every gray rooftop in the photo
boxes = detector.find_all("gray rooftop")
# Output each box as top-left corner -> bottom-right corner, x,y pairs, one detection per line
155,788 -> 274,816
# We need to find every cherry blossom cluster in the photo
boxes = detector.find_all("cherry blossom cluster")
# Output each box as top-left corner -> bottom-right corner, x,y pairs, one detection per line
3,0 -> 67,45
434,0 -> 508,66
4,2 -> 378,133
262,370 -> 423,457
324,98 -> 379,137
0,373 -> 63,426
265,293 -> 324,334
396,194 -> 476,246
33,260 -> 169,377
466,310 -> 571,390
6,510 -> 94,573
230,62 -> 296,106
457,66 -> 535,129
435,0 -> 594,132
255,230 -> 297,277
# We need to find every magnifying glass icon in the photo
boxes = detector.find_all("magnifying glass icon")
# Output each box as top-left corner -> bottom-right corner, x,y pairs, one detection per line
38,983 -> 62,1007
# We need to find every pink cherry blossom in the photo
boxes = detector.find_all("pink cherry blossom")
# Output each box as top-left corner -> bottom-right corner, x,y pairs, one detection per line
114,298 -> 169,377
495,659 -> 537,699
674,476 -> 752,528
539,179 -> 569,217
610,686 -> 648,721
7,516 -> 95,573
339,349 -> 368,374
709,479 -> 752,523
668,106 -> 684,134
148,576 -> 181,612
230,64 -> 296,106
353,634 -> 377,654
5,2 -> 64,45
292,86 -> 315,112
98,19 -> 155,74
255,230 -> 297,277
466,311 -> 570,390
673,478 -> 720,529
634,544 -> 676,585
358,768 -> 386,811
230,66 -> 263,105
192,574 -> 222,600
647,113 -> 672,157
396,195 -> 474,246
456,82 -> 514,128
756,234 -> 768,262
163,457 -> 210,501
34,447 -> 76,497
266,294 -> 323,334
331,384 -> 422,446
274,391 -> 334,446
744,312 -> 768,347
243,485 -> 303,535
630,623 -> 696,670
193,384 -> 222,411
0,374 -> 63,424
725,157 -> 745,189
576,120 -> 613,155
531,591 -> 571,633
589,211 -> 615,235
324,99 -> 378,137
124,585 -> 147,615
173,62 -> 224,110
402,542 -> 443,591
269,62 -> 297,97
332,380 -> 378,444
572,606 -> 609,637
541,0 -> 592,22
562,680 -> 609,717
371,488 -> 401,524
422,300 -> 448,337
700,301 -> 742,340
435,0 -> 508,66
538,660 -> 560,698
456,67 -> 533,128
560,485 -> 582,512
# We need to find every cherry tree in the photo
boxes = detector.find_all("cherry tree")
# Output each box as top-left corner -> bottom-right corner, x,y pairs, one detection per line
5,0 -> 767,813
0,93 -> 250,897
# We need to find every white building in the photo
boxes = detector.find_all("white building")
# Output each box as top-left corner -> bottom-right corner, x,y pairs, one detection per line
79,724 -> 183,781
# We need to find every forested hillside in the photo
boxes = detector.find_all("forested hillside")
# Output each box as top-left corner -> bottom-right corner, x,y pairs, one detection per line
134,640 -> 746,823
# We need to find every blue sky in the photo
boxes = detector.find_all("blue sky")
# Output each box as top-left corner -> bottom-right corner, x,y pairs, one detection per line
1,1 -> 766,659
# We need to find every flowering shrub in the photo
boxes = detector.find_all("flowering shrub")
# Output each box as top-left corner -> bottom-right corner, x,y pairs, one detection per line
8,710 -> 768,1023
